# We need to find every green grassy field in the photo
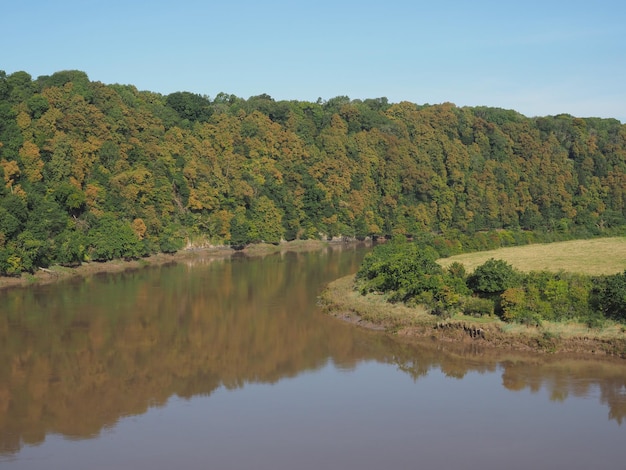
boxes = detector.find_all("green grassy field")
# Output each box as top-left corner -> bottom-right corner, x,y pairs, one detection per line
438,237 -> 626,275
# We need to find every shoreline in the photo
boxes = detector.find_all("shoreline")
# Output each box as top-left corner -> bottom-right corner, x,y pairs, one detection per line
0,239 -> 352,291
319,274 -> 626,359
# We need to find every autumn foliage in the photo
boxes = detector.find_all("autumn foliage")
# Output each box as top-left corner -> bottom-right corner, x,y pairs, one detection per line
1,69 -> 626,274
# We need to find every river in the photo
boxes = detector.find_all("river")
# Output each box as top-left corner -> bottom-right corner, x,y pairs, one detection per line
1,244 -> 625,469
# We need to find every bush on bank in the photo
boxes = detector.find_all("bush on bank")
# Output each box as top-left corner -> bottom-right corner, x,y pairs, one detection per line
355,237 -> 626,326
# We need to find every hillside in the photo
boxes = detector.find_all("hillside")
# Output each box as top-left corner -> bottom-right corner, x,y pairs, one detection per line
1,69 -> 626,274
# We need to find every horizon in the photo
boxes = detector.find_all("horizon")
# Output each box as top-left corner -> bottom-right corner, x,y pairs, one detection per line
3,1 -> 625,123
6,67 -> 624,124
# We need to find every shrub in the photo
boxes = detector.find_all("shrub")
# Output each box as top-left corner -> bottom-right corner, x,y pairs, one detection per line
463,297 -> 495,317
356,238 -> 443,298
499,286 -> 545,325
447,261 -> 467,280
593,271 -> 626,323
356,238 -> 470,313
467,258 -> 521,295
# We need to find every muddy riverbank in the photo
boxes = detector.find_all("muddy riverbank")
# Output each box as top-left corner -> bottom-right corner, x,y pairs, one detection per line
0,240 -> 346,291
319,275 -> 626,358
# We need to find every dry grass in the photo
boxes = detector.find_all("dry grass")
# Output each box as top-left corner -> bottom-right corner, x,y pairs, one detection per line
321,274 -> 626,357
319,275 -> 432,329
500,319 -> 626,340
438,237 -> 626,275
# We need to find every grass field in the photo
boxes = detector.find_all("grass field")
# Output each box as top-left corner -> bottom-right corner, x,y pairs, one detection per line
438,237 -> 626,275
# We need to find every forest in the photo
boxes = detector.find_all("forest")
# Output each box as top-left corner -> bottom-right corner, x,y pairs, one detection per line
1,69 -> 626,275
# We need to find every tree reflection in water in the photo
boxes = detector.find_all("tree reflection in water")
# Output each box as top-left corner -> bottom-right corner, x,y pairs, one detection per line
1,246 -> 625,457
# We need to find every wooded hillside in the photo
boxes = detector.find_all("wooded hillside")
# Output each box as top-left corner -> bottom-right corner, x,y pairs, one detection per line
1,69 -> 625,274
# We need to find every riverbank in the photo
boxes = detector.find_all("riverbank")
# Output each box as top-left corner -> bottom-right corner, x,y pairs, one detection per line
0,239 -> 349,291
319,274 -> 626,358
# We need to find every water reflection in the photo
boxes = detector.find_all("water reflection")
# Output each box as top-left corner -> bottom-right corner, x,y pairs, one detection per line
386,338 -> 626,424
0,246 -> 377,454
0,245 -> 625,458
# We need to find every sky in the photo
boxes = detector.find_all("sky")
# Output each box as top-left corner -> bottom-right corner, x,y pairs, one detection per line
3,0 -> 625,122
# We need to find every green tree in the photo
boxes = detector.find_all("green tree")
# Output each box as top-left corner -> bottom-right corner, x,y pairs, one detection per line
159,224 -> 186,253
165,91 -> 212,123
25,195 -> 68,242
357,239 -> 444,302
229,207 -> 251,249
247,195 -> 284,244
54,181 -> 86,216
14,230 -> 47,272
54,228 -> 86,266
593,271 -> 626,322
467,258 -> 520,296
88,214 -> 143,261
0,207 -> 22,239
0,247 -> 23,276
6,71 -> 36,103
27,94 -> 50,119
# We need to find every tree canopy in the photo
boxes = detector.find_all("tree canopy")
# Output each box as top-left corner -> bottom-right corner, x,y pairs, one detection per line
1,69 -> 626,274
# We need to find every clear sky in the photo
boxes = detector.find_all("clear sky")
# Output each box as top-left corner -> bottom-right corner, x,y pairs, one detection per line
3,0 -> 625,121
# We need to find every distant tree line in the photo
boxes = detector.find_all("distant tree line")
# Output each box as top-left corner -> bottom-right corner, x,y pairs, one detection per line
1,69 -> 626,274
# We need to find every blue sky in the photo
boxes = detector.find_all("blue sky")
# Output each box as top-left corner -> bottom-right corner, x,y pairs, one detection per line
3,0 -> 625,121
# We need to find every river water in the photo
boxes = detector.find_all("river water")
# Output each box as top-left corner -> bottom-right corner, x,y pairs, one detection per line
0,245 -> 625,469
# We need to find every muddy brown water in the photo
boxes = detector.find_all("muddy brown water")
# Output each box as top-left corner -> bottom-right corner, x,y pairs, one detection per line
1,245 -> 625,469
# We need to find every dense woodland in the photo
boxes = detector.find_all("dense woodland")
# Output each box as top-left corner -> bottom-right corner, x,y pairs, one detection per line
1,69 -> 626,275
